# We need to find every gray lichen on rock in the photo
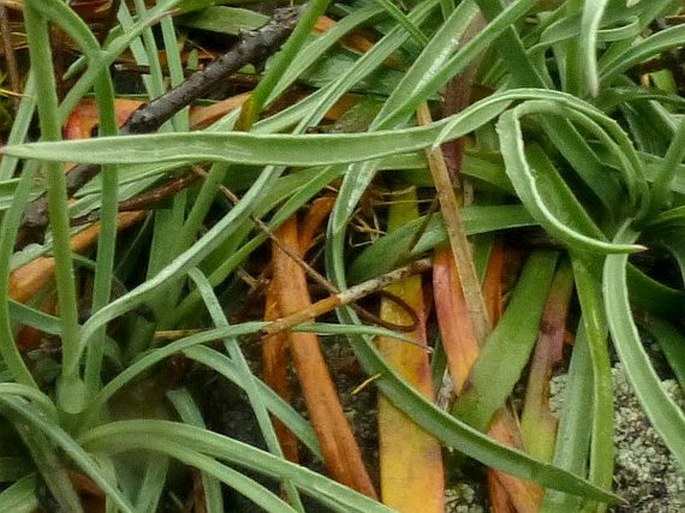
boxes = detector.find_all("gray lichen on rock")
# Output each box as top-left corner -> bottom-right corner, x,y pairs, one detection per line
445,483 -> 485,513
550,365 -> 685,512
610,365 -> 684,513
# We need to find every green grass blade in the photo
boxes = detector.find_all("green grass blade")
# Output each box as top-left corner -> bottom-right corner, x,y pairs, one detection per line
649,115 -> 685,215
474,0 -> 624,209
85,71 -> 120,393
626,264 -> 685,318
0,397 -> 135,513
82,420 -> 393,513
4,89 -> 632,170
2,125 -> 447,165
8,300 -> 60,338
540,322 -> 594,513
348,205 -> 535,282
16,424 -> 83,513
123,0 -> 167,99
166,389 -> 225,513
133,455 -> 168,513
572,257 -> 615,508
238,0 -> 332,128
0,385 -> 58,418
378,0 -> 478,127
371,0 -> 429,45
496,108 -> 642,254
24,1 -> 83,413
176,6 -> 269,34
0,72 -> 36,181
187,267 -> 304,510
599,24 -> 685,84
603,224 -> 685,471
183,345 -> 322,459
33,0 -> 101,58
268,5 -> 384,102
378,0 -> 537,127
288,0 -> 440,131
452,250 -> 559,431
578,0 -> 608,97
641,316 -> 685,393
474,0 -> 545,86
0,160 -> 41,389
58,0 -> 182,120
0,475 -> 38,513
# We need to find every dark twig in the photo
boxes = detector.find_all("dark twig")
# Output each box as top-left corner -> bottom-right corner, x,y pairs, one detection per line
114,63 -> 261,88
15,5 -> 303,249
71,171 -> 200,225
123,6 -> 302,134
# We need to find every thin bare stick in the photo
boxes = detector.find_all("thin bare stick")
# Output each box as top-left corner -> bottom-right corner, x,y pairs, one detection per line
417,103 -> 491,345
192,166 -> 418,333
152,257 -> 433,343
197,166 -> 338,296
260,257 -> 433,337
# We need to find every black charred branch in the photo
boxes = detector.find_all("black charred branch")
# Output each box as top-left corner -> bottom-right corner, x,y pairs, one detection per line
15,5 -> 303,250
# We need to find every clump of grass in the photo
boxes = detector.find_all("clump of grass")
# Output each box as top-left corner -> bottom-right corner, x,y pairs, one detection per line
0,1 -> 684,512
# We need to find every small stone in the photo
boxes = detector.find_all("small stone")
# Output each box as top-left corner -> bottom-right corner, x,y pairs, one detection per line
445,483 -> 485,513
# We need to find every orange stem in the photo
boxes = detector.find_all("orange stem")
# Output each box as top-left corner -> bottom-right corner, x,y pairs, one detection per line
10,211 -> 145,303
272,216 -> 376,498
262,284 -> 300,463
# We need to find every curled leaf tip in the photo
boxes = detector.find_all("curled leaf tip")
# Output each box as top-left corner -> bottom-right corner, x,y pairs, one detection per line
596,242 -> 646,254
